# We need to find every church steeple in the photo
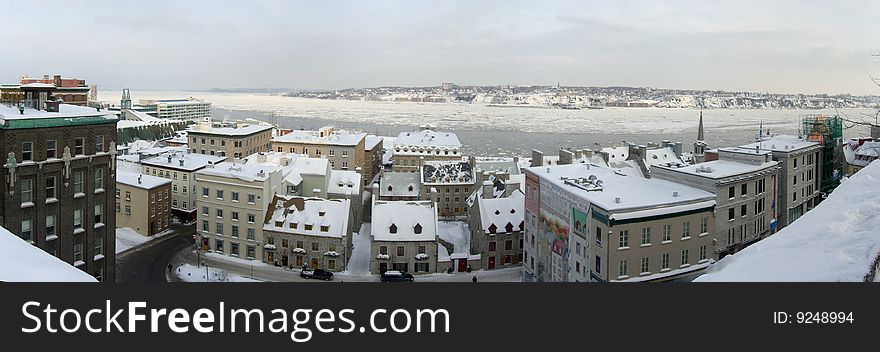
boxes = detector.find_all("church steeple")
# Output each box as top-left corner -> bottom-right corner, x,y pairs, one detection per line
121,88 -> 132,110
694,109 -> 707,158
697,110 -> 705,142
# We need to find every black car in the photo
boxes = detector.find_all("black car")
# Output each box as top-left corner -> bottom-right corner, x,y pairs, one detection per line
380,270 -> 414,282
300,268 -> 334,281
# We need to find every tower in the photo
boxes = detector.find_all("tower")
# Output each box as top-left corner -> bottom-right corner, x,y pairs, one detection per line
121,88 -> 132,109
693,110 -> 707,157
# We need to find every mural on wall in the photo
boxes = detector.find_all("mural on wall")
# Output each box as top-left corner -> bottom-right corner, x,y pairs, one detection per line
571,207 -> 589,241
540,211 -> 569,256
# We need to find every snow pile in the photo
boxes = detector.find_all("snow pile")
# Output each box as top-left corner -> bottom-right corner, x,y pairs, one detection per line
175,263 -> 260,282
415,253 -> 429,260
115,227 -> 170,254
696,160 -> 880,282
0,226 -> 97,282
437,221 -> 470,254
264,244 -> 277,250
376,254 -> 390,260
323,251 -> 340,257
342,224 -> 372,276
292,247 -> 306,254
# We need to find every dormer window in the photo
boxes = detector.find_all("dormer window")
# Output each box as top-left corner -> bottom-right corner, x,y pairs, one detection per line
275,221 -> 283,227
290,222 -> 297,229
319,211 -> 326,217
505,223 -> 514,233
495,210 -> 500,215
510,209 -> 516,214
408,185 -> 413,192
320,225 -> 329,232
389,224 -> 398,234
488,224 -> 497,234
387,185 -> 393,192
414,223 -> 422,234
305,224 -> 313,231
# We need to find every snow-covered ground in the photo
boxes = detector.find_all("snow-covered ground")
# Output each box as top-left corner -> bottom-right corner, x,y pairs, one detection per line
343,223 -> 372,276
175,263 -> 260,282
115,227 -> 174,254
437,221 -> 470,255
415,266 -> 522,282
697,160 -> 880,282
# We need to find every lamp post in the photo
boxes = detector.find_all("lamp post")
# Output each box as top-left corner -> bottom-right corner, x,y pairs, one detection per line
203,261 -> 209,282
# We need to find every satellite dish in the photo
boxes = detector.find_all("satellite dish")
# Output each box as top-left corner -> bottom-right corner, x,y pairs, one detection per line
588,175 -> 597,181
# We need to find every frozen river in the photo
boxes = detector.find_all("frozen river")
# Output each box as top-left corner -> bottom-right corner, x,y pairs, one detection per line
123,91 -> 875,156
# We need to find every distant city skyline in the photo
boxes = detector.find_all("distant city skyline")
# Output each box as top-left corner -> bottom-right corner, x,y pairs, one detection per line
1,0 -> 879,95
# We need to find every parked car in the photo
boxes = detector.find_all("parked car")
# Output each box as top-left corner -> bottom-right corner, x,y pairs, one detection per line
380,270 -> 414,282
300,268 -> 334,281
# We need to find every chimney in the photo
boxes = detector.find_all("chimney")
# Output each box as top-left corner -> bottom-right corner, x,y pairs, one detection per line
53,74 -> 61,87
138,175 -> 142,184
637,145 -> 648,160
558,149 -> 573,165
167,154 -> 173,163
531,149 -> 544,167
503,179 -> 521,197
179,157 -> 185,166
482,180 -> 494,198
672,142 -> 682,158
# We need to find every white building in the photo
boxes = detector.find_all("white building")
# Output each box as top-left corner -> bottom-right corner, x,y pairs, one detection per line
141,152 -> 227,222
140,98 -> 211,122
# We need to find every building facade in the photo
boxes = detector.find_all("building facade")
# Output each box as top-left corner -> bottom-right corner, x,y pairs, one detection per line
652,148 -> 780,258
140,152 -> 227,223
467,182 -> 525,270
272,126 -> 367,179
392,127 -> 462,172
371,199 -> 439,275
523,163 -> 716,282
138,98 -> 211,122
421,160 -> 475,218
0,103 -> 118,282
364,135 -> 384,186
115,170 -> 172,236
262,195 -> 353,271
188,122 -> 273,159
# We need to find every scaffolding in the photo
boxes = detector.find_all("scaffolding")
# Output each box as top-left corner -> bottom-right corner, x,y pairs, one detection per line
801,114 -> 843,194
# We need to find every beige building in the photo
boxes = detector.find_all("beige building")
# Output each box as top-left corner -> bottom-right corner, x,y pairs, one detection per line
421,160 -> 475,218
115,170 -> 172,236
371,199 -> 439,275
272,126 -> 366,177
262,195 -> 353,271
188,122 -> 273,159
653,148 -> 780,258
140,151 -> 226,223
523,163 -> 717,283
392,126 -> 462,172
364,135 -> 384,186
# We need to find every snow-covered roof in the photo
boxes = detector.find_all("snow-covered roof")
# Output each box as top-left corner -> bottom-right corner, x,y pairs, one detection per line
141,151 -> 227,172
696,160 -> 880,282
196,160 -> 280,183
477,189 -> 525,234
0,226 -> 97,282
365,135 -> 383,151
125,109 -> 164,124
187,124 -> 272,137
380,172 -> 421,197
737,134 -> 820,153
395,129 -> 461,148
19,82 -> 56,88
0,103 -> 116,121
240,152 -> 330,185
372,200 -> 438,242
528,163 -> 715,217
474,157 -> 521,175
421,160 -> 474,185
116,170 -> 171,189
328,170 -> 361,195
643,147 -> 687,169
654,159 -> 779,180
843,138 -> 880,167
601,146 -> 630,161
273,127 -> 366,146
264,196 -> 351,239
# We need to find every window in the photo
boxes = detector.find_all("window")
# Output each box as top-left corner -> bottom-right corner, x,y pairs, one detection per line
94,237 -> 103,256
728,186 -> 735,199
618,230 -> 629,248
246,245 -> 255,259
618,260 -> 628,277
312,242 -> 320,251
315,149 -> 322,155
700,217 -> 708,234
682,221 -> 690,238
342,150 -> 348,157
389,224 -> 398,234
20,179 -> 32,203
505,239 -> 513,250
740,183 -> 747,196
215,239 -> 224,253
22,142 -> 33,161
728,208 -> 735,221
661,253 -> 670,270
248,194 -> 256,203
216,190 -> 224,199
248,214 -> 256,223
397,246 -> 405,256
203,206 -> 209,215
74,138 -> 84,155
413,223 -> 422,234
305,224 -> 313,231
641,227 -> 651,245
640,257 -> 649,274
793,157 -> 798,168
793,175 -> 797,186
46,140 -> 56,159
231,243 -> 239,256
21,220 -> 32,242
741,204 -> 747,217
594,255 -> 601,273
329,149 -> 335,156
94,168 -> 103,190
488,241 -> 496,252
662,224 -> 671,242
46,215 -> 56,238
216,209 -> 223,218
793,192 -> 797,202
95,135 -> 104,153
342,161 -> 348,169
232,212 -> 239,221
596,226 -> 602,245
231,225 -> 239,238
203,220 -> 209,232
94,204 -> 103,224
202,187 -> 209,197
247,228 -> 255,240
681,250 -> 689,266
216,223 -> 224,235
74,242 -> 84,263
379,246 -> 388,255
74,209 -> 83,230
700,245 -> 707,261
232,192 -> 239,202
125,205 -> 131,215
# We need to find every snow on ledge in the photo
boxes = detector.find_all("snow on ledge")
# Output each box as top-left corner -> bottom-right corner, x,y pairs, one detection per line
696,160 -> 880,282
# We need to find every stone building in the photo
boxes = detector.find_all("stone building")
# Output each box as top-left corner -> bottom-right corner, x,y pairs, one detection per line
371,199 -> 439,275
262,195 -> 353,270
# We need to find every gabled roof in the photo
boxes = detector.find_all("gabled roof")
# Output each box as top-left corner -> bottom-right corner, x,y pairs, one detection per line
263,195 -> 351,239
477,189 -> 525,234
372,200 -> 437,242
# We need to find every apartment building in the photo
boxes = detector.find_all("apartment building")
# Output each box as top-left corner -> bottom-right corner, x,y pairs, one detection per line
421,160 -> 475,218
138,98 -> 211,122
735,135 -> 822,227
523,163 -> 716,282
0,103 -> 118,282
272,126 -> 366,177
392,126 -> 462,172
262,195 -> 353,271
467,180 -> 525,270
371,199 -> 439,275
653,148 -> 780,258
115,170 -> 172,236
140,152 -> 226,223
188,122 -> 273,159
364,135 -> 384,185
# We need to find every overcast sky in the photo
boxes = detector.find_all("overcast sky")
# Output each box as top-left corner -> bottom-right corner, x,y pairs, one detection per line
1,0 -> 878,94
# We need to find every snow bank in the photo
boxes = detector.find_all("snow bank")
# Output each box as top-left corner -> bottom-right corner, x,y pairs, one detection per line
175,263 -> 260,282
696,160 -> 880,282
0,226 -> 96,282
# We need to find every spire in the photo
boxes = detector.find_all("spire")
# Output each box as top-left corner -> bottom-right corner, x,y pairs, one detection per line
121,88 -> 132,110
697,110 -> 705,142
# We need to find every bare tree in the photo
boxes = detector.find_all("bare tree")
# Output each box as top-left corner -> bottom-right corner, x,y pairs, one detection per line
839,53 -> 880,131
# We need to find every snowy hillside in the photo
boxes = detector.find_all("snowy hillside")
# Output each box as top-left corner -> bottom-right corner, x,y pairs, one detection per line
696,161 -> 880,282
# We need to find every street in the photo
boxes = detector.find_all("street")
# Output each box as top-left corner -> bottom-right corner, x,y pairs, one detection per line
116,223 -> 196,282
